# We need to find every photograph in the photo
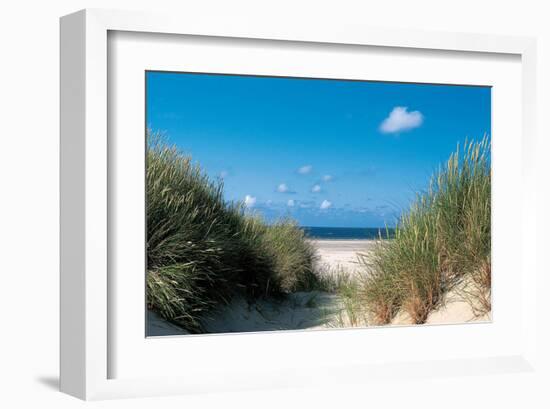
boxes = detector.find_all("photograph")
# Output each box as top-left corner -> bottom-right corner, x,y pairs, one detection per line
145,72 -> 492,336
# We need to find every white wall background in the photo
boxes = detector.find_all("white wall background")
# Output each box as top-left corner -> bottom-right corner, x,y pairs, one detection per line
1,1 -> 548,408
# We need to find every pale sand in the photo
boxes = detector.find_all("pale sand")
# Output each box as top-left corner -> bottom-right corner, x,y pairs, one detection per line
312,239 -> 378,276
201,291 -> 343,333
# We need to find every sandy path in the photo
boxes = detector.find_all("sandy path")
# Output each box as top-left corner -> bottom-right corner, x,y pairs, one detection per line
147,310 -> 190,336
201,291 -> 343,333
147,292 -> 345,336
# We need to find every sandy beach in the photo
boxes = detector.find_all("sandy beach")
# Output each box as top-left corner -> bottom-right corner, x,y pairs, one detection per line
312,239 -> 378,276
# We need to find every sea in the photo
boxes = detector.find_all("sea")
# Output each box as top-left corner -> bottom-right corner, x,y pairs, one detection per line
301,226 -> 395,240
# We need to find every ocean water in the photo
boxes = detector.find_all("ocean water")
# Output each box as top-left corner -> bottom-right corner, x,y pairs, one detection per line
302,226 -> 395,240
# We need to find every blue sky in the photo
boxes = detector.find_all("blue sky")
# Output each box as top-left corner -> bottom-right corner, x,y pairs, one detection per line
146,72 -> 491,228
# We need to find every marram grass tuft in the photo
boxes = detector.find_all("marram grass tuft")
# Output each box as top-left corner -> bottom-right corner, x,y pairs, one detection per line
361,137 -> 491,324
146,134 -> 319,333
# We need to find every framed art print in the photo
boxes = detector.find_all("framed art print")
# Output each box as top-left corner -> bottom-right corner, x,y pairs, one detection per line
144,71 -> 492,337
60,9 -> 539,400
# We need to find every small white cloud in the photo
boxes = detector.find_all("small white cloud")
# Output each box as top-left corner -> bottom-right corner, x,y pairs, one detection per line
287,199 -> 295,207
311,184 -> 321,193
244,195 -> 256,208
219,170 -> 229,178
298,165 -> 313,174
277,183 -> 296,194
320,200 -> 332,210
277,183 -> 289,193
380,106 -> 423,134
322,175 -> 333,182
266,199 -> 273,206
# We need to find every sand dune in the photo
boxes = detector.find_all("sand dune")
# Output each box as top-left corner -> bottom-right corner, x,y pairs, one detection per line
147,240 -> 376,336
392,276 -> 492,326
147,239 -> 490,336
147,292 -> 346,336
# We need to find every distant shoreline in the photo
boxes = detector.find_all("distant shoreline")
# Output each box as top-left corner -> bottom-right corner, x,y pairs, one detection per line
307,238 -> 381,241
301,226 -> 395,241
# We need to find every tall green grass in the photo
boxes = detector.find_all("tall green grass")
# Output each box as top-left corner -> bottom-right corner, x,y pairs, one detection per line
146,135 -> 318,333
361,137 -> 491,324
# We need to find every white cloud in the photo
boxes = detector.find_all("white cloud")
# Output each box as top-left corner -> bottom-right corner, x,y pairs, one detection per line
311,184 -> 321,193
219,170 -> 229,178
277,183 -> 289,193
322,175 -> 333,182
298,165 -> 313,174
379,106 -> 423,134
287,199 -> 295,207
244,195 -> 257,208
320,200 -> 332,210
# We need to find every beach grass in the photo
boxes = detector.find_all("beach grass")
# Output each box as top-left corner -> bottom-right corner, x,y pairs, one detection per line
146,134 -> 319,333
361,137 -> 491,324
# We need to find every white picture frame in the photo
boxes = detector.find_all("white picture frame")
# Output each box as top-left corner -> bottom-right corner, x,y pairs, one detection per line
60,8 -> 538,400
